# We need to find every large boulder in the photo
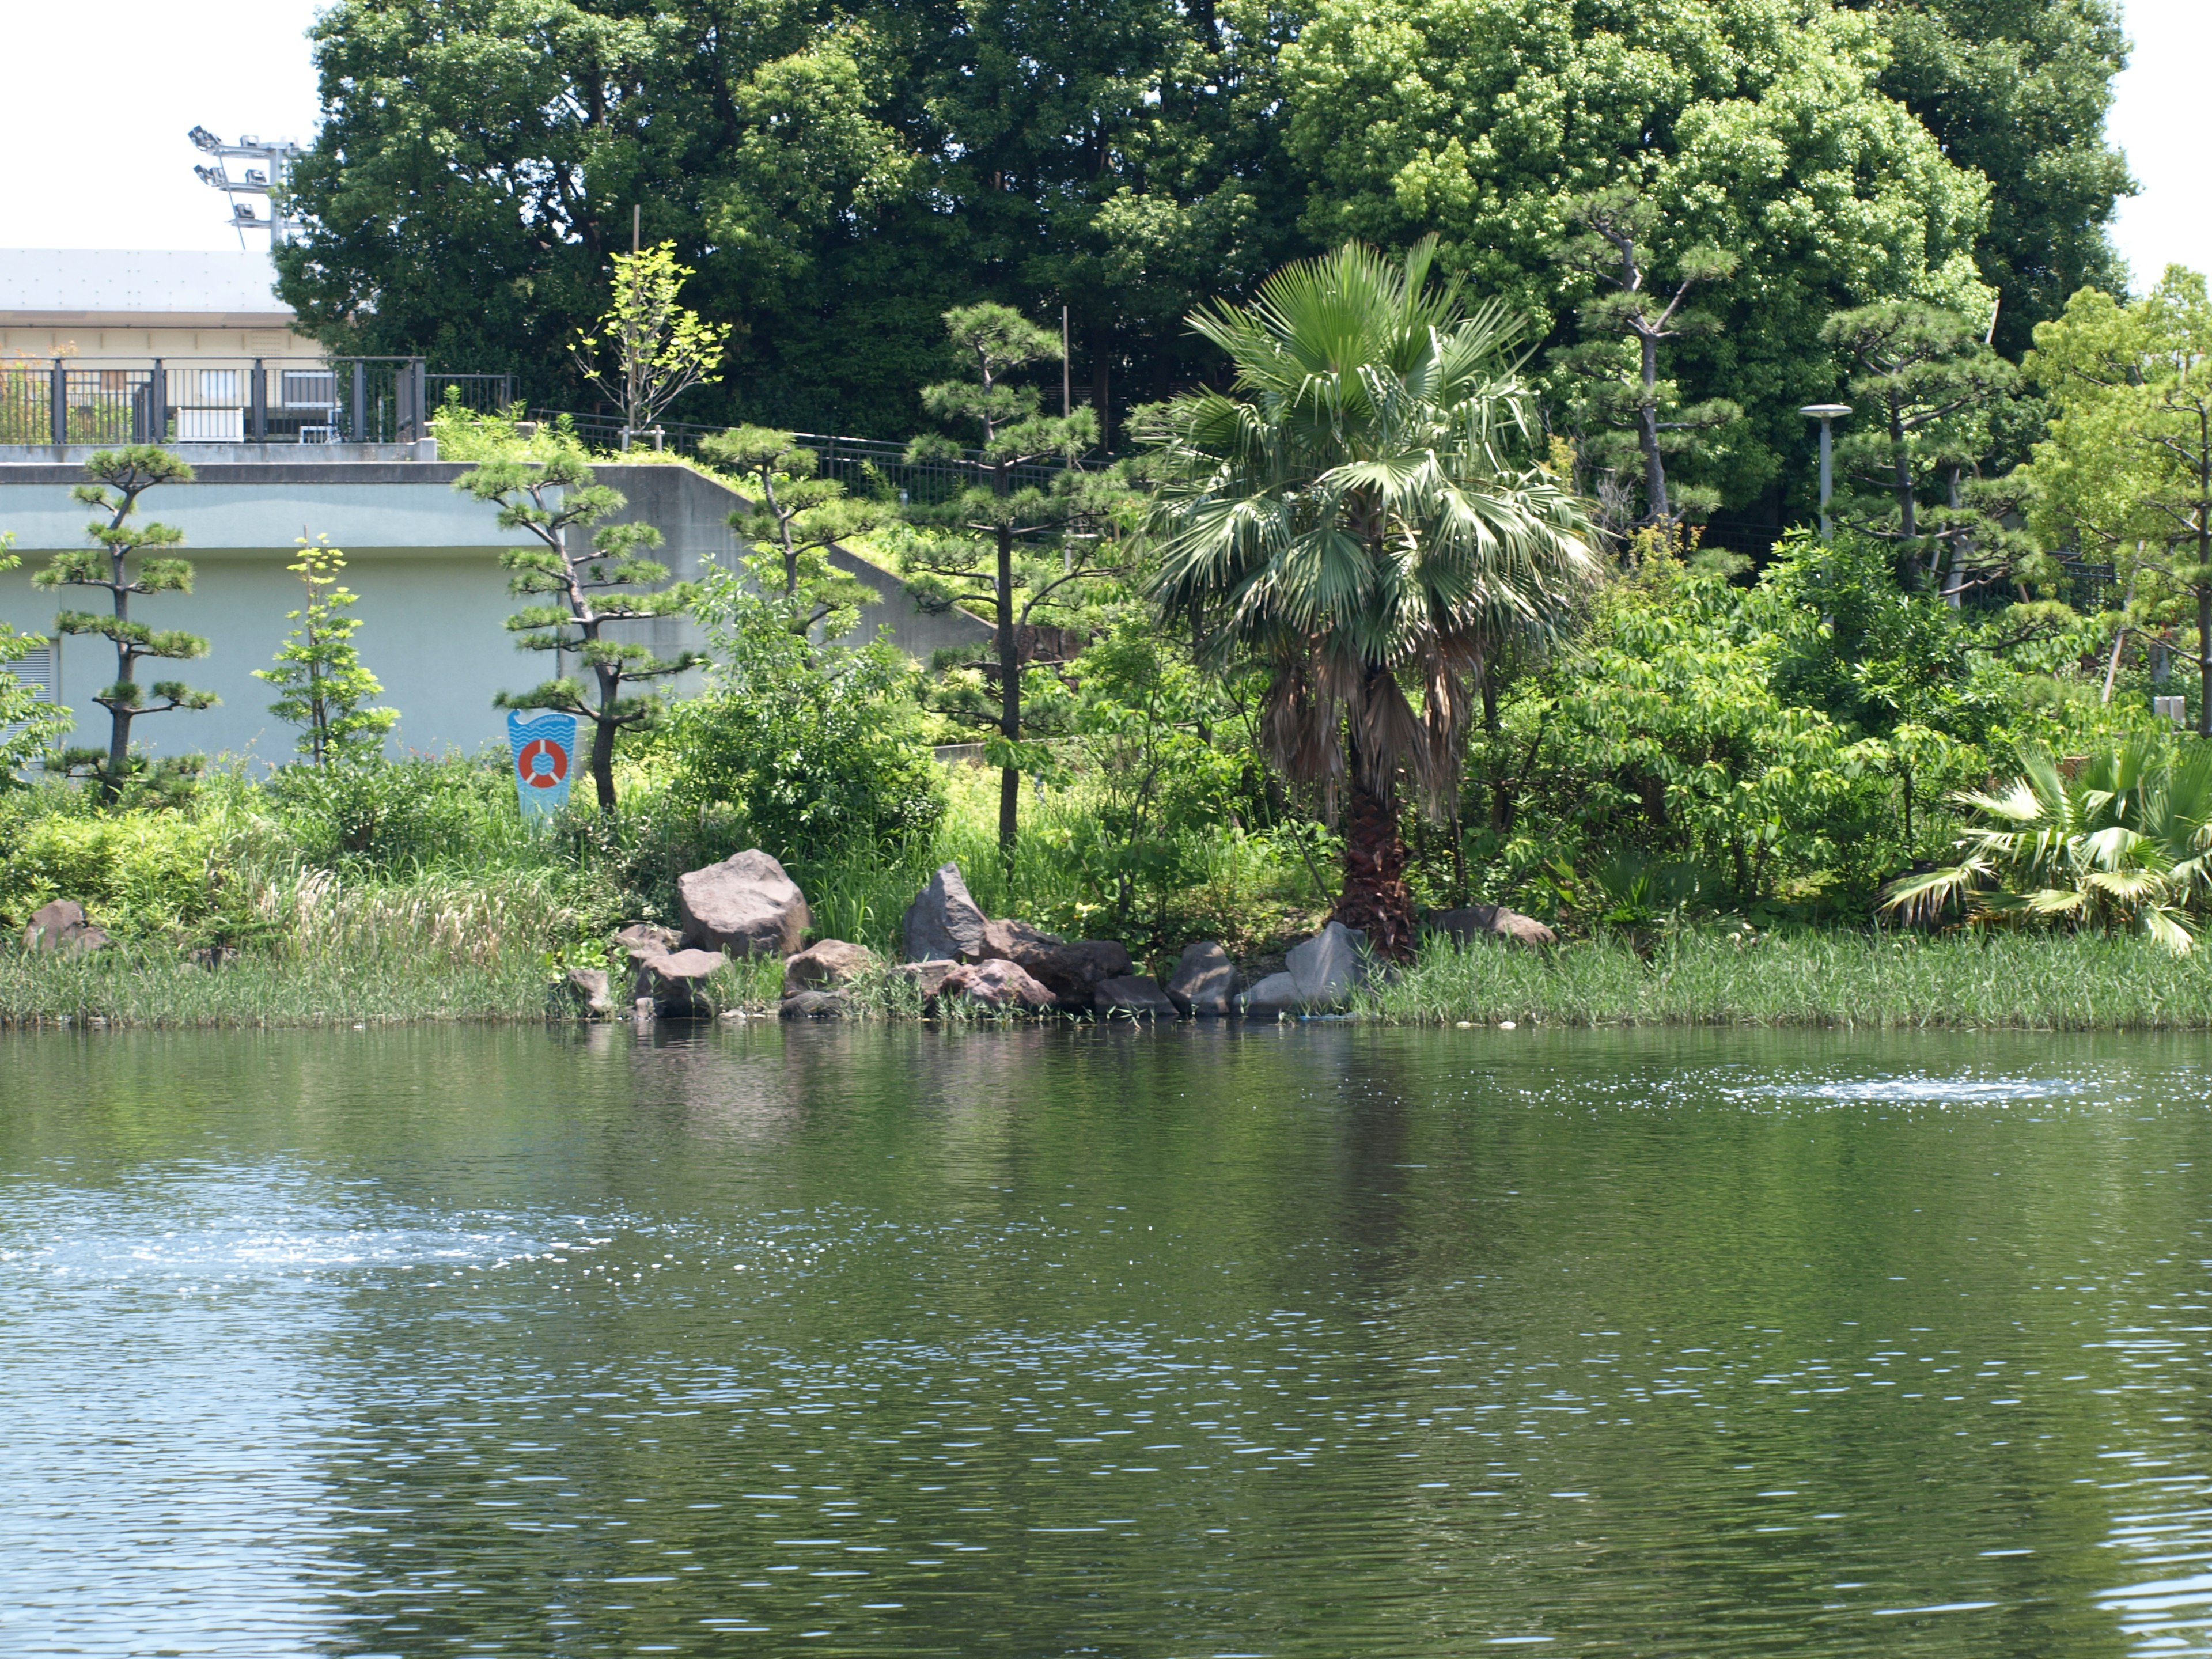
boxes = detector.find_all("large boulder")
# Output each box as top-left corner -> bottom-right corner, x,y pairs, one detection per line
1238,971 -> 1303,1018
903,862 -> 990,962
1426,904 -> 1556,949
979,918 -> 1132,1003
783,938 -> 877,998
677,850 -> 810,957
1095,975 -> 1176,1019
1165,941 -> 1237,1017
938,957 -> 1058,1011
1286,920 -> 1366,1008
22,899 -> 111,956
633,947 -> 727,1017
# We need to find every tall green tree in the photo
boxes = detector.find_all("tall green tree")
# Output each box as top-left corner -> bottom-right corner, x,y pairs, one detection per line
1139,238 -> 1600,953
458,455 -> 706,809
34,447 -> 214,799
1843,0 -> 2132,357
899,305 -> 1108,853
2022,270 -> 2212,734
253,535 -> 399,766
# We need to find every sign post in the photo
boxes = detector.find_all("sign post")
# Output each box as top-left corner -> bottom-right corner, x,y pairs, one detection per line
507,710 -> 580,820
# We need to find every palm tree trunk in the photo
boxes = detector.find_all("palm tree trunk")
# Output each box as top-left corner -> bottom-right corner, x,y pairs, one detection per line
1333,778 -> 1417,959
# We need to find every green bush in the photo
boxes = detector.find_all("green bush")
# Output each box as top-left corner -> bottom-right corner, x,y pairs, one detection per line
0,805 -> 219,937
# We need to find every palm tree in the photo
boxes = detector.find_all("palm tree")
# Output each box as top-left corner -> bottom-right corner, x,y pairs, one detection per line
1880,741 -> 2212,953
1138,237 -> 1600,953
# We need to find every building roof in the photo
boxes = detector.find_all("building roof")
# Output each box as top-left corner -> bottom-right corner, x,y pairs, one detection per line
0,249 -> 293,326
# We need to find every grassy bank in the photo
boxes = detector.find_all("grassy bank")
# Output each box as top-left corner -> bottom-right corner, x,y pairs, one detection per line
1361,928 -> 2212,1031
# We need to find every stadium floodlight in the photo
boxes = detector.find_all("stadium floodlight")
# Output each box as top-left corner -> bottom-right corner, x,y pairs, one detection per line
186,126 -> 305,248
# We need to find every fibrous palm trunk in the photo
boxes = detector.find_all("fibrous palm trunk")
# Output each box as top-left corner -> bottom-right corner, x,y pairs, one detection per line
1332,781 -> 1417,958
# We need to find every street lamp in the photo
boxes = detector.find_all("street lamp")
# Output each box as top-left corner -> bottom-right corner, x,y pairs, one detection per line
1800,404 -> 1851,539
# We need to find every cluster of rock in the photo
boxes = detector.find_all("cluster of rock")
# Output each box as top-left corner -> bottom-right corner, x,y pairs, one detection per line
583,847 -> 1556,1023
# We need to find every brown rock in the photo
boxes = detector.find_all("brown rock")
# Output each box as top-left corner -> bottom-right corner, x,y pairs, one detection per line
779,989 -> 848,1020
1165,941 -> 1237,1017
633,947 -> 728,1016
978,919 -> 1132,1003
783,938 -> 878,998
939,957 -> 1058,1010
676,850 -> 810,957
1426,904 -> 1556,949
22,900 -> 111,956
616,922 -> 680,964
1094,975 -> 1176,1018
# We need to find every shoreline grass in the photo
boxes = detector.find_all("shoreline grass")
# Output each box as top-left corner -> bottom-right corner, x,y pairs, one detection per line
1361,927 -> 2212,1031
7,924 -> 2212,1032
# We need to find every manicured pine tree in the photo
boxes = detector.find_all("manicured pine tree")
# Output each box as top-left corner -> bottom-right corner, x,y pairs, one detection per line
253,535 -> 398,766
34,446 -> 214,800
1548,190 -> 1741,534
897,304 -> 1111,854
457,453 -> 704,810
696,426 -> 882,640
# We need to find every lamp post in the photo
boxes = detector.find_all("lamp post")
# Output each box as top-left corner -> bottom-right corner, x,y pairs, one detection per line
1800,404 -> 1851,539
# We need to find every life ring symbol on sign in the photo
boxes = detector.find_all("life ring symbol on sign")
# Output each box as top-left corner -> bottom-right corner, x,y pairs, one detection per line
517,736 -> 569,789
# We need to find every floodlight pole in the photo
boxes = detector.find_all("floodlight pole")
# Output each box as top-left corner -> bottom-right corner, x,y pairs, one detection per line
1800,404 -> 1851,539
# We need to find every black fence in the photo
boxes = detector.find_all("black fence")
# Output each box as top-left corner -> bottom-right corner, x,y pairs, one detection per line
0,358 -> 512,446
529,408 -> 1076,502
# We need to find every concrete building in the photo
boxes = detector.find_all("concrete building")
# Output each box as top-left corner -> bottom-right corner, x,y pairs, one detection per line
0,250 -> 316,362
0,454 -> 986,765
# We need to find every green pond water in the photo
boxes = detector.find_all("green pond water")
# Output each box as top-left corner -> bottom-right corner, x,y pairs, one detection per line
6,1023 -> 2212,1657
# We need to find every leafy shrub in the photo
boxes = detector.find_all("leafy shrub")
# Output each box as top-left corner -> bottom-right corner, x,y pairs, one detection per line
263,753 -> 530,873
0,805 -> 221,937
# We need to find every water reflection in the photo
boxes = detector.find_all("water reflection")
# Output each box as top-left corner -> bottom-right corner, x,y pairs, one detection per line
3,1025 -> 2212,1654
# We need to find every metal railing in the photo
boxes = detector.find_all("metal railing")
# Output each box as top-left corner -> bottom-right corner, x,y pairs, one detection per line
0,357 -> 512,447
528,408 -> 1080,503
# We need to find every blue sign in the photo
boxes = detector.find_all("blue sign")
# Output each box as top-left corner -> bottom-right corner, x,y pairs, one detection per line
507,710 -> 581,819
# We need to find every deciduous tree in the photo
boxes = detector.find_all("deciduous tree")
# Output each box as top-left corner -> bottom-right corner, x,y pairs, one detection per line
253,535 -> 398,766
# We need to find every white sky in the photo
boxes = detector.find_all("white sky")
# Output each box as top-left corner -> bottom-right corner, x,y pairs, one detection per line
0,0 -> 2203,291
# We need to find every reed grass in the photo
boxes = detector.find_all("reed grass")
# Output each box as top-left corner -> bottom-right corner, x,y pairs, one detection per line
1359,926 -> 2212,1031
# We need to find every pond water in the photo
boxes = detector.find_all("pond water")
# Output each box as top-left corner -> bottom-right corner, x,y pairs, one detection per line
6,1024 -> 2212,1657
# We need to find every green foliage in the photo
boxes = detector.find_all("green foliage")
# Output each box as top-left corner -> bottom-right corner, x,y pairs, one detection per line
253,536 -> 399,766
459,452 -> 707,809
571,242 -> 732,441
653,568 -> 945,865
0,534 -> 70,777
427,396 -> 588,463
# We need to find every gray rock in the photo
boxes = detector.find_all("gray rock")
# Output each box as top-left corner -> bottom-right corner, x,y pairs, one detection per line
979,918 -> 1132,1003
22,899 -> 111,956
1165,941 -> 1238,1016
1286,920 -> 1367,1008
616,922 -> 680,964
633,946 -> 728,1017
903,862 -> 990,963
1238,971 -> 1303,1017
1426,904 -> 1557,948
938,957 -> 1058,1010
899,959 -> 961,1002
677,850 -> 810,957
779,989 -> 848,1020
562,966 -> 613,1016
783,938 -> 877,998
1094,975 -> 1177,1018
